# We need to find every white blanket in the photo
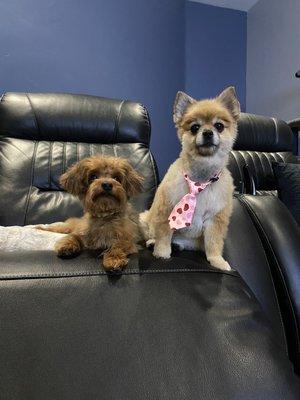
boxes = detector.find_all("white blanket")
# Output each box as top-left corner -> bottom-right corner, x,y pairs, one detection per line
0,225 -> 66,252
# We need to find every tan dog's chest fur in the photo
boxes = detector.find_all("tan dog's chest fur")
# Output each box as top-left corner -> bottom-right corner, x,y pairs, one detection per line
139,87 -> 240,271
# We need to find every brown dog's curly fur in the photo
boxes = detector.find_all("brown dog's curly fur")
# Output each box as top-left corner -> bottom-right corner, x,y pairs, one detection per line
38,156 -> 143,271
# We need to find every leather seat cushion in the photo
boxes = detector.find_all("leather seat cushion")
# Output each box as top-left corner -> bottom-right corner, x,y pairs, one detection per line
0,249 -> 299,399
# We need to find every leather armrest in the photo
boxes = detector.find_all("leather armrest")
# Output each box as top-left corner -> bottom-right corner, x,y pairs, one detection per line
239,194 -> 300,372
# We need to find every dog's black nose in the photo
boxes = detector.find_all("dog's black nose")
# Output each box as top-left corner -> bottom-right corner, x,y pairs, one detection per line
101,182 -> 113,191
203,130 -> 213,138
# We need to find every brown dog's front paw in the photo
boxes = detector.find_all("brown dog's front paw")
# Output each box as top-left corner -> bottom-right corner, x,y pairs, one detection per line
102,253 -> 129,271
55,236 -> 82,259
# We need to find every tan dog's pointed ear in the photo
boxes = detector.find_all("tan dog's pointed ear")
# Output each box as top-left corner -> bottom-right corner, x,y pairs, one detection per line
217,86 -> 241,121
173,91 -> 196,125
60,161 -> 87,196
123,163 -> 144,198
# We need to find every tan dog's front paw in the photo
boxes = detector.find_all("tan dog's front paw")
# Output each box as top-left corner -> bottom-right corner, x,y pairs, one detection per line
153,244 -> 171,259
207,256 -> 231,271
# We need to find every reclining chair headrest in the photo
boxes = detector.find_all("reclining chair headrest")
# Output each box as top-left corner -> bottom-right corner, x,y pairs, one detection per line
0,92 -> 151,145
235,113 -> 293,152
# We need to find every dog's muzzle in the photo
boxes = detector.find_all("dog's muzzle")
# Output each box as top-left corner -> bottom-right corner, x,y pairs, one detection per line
196,130 -> 218,148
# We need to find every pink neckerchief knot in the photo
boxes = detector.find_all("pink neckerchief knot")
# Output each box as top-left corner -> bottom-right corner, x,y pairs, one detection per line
168,171 -> 221,230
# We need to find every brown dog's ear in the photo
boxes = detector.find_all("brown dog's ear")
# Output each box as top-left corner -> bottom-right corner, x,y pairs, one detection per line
60,160 -> 88,196
123,162 -> 144,198
173,91 -> 196,125
217,86 -> 241,121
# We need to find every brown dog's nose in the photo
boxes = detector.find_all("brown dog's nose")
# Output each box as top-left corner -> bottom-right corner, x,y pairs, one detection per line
101,182 -> 113,191
203,130 -> 213,138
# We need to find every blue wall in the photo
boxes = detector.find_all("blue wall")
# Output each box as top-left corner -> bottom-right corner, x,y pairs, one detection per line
0,0 -> 247,175
185,1 -> 247,110
0,0 -> 184,176
247,0 -> 300,121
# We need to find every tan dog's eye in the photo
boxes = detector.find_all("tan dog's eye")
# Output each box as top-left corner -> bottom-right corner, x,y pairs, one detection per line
190,124 -> 200,134
88,173 -> 98,184
214,122 -> 224,133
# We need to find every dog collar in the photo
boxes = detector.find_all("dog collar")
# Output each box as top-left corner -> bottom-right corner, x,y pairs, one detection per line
168,171 -> 221,230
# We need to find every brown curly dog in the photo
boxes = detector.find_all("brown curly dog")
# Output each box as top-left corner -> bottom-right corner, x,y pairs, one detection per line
38,155 -> 143,271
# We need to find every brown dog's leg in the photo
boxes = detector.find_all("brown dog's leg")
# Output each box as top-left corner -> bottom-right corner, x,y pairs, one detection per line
55,234 -> 83,258
203,204 -> 232,271
36,218 -> 80,234
37,224 -> 72,234
102,240 -> 138,271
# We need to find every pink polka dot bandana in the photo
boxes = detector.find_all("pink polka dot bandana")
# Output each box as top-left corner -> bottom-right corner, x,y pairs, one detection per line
168,172 -> 220,230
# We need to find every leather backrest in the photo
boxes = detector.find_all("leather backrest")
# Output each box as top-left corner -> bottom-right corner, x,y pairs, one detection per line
0,92 -> 151,144
0,92 -> 158,226
228,113 -> 298,194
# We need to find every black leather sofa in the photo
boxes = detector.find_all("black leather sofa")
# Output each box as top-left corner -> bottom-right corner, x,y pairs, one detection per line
0,92 -> 299,399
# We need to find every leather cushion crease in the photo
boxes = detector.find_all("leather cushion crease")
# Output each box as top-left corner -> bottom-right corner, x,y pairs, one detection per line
273,162 -> 300,225
0,249 -> 299,400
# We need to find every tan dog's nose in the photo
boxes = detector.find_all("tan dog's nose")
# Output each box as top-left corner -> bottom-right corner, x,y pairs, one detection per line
203,130 -> 213,138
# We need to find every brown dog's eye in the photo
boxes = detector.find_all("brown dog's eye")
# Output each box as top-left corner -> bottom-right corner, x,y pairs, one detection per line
214,122 -> 224,133
113,175 -> 122,183
88,173 -> 98,184
190,124 -> 200,134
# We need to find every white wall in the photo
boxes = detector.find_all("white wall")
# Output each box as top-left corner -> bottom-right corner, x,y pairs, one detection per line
247,0 -> 300,120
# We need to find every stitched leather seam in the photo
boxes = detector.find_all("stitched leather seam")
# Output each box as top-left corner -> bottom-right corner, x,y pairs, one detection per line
62,142 -> 66,175
25,93 -> 41,136
49,141 -> 53,189
138,103 -> 151,144
23,141 -> 38,225
114,100 -> 125,144
232,151 -> 243,185
245,150 -> 258,189
260,152 -> 269,181
240,196 -> 299,354
0,92 -> 6,103
148,151 -> 158,189
278,152 -> 285,163
76,142 -> 79,162
0,268 -> 238,280
272,117 -> 279,145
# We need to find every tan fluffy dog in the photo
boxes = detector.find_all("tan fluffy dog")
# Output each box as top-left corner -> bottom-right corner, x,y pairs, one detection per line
139,87 -> 240,271
38,156 -> 143,271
